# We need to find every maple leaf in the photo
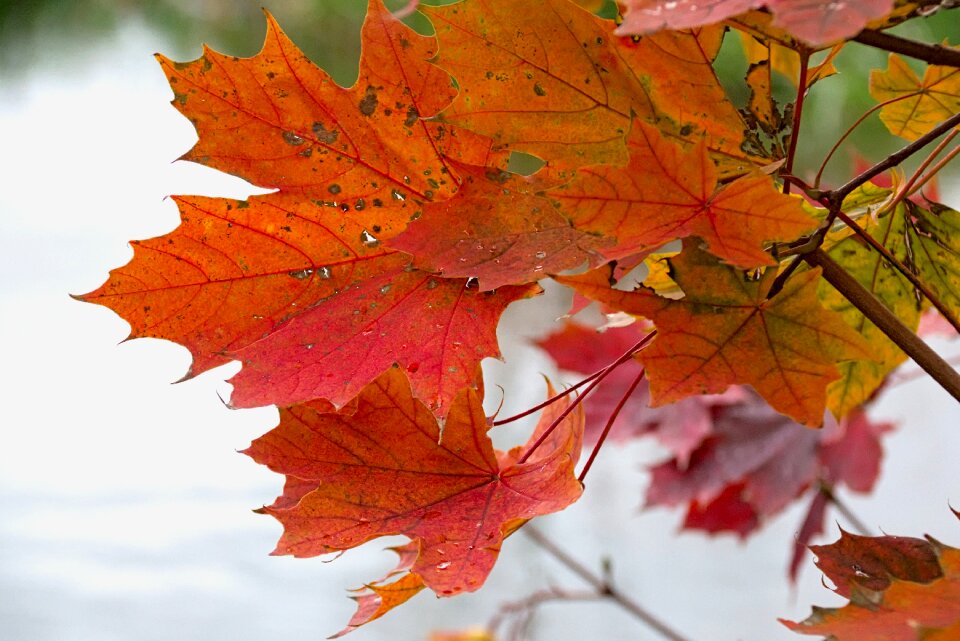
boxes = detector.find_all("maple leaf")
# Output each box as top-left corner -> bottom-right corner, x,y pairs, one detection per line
333,542 -> 425,638
390,164 -> 610,290
645,395 -> 889,543
556,242 -> 873,426
536,321 -> 744,466
423,0 -> 755,173
617,0 -> 895,47
645,395 -> 821,535
819,202 -> 923,418
550,120 -> 817,268
784,516 -> 960,640
76,0 -> 533,414
871,51 -> 960,141
903,200 -> 960,326
244,366 -> 584,603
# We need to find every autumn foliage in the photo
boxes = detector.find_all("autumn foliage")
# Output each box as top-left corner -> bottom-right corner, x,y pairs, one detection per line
78,0 -> 960,638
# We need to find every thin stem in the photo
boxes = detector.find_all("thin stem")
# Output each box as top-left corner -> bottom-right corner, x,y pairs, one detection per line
854,29 -> 960,68
834,210 -> 960,334
813,94 -> 915,189
493,368 -> 604,426
804,248 -> 960,403
578,368 -> 646,483
523,526 -> 694,641
904,142 -> 960,200
516,332 -> 656,465
783,52 -> 810,196
895,129 -> 958,202
818,481 -> 872,536
828,112 -> 960,203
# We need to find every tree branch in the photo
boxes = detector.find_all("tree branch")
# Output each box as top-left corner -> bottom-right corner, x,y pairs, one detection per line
854,29 -> 960,68
523,526 -> 694,641
827,112 -> 960,204
804,248 -> 960,404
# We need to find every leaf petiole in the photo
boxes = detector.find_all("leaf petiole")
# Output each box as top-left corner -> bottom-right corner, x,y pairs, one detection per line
516,332 -> 656,465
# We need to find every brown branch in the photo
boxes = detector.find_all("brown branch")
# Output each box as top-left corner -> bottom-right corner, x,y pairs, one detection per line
523,525 -> 695,641
804,248 -> 960,404
827,112 -> 960,204
488,587 -> 601,641
854,29 -> 960,68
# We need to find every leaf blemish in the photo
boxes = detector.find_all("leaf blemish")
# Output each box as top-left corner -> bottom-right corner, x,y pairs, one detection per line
359,87 -> 379,116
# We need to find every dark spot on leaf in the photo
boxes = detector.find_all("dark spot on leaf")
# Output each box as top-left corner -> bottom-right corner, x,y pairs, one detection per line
533,83 -> 546,96
328,184 -> 342,194
359,87 -> 379,116
404,105 -> 420,127
311,122 -> 339,144
283,131 -> 305,145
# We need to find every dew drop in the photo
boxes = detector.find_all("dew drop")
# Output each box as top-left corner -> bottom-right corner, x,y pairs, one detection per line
354,198 -> 366,211
436,561 -> 451,570
391,189 -> 406,201
407,362 -> 420,374
379,284 -> 392,295
534,250 -> 547,259
360,229 -> 380,247
288,268 -> 313,280
282,131 -> 305,145
317,266 -> 331,279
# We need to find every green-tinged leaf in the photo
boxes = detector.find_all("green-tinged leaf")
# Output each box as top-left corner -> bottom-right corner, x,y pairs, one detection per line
820,204 -> 921,417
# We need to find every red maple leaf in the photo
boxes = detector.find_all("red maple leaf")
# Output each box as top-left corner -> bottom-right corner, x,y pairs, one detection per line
645,395 -> 889,545
783,515 -> 960,640
76,0 -> 534,414
244,367 -> 584,602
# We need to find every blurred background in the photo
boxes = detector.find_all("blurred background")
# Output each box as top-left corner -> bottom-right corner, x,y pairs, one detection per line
1,2 -> 959,640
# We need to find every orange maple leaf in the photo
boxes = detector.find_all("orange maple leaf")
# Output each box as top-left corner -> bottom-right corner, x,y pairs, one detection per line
551,120 -> 817,267
244,367 -> 584,599
76,0 -> 533,414
391,164 -> 610,290
424,0 -> 754,173
555,243 -> 872,426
